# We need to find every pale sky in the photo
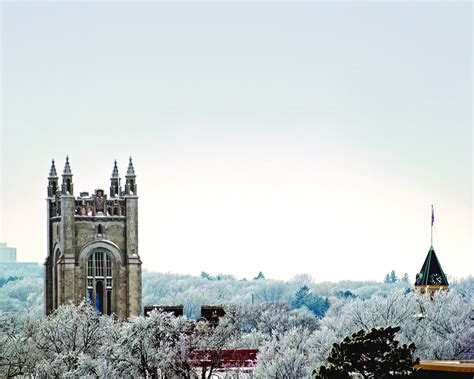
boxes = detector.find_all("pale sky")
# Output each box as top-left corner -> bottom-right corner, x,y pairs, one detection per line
0,2 -> 472,282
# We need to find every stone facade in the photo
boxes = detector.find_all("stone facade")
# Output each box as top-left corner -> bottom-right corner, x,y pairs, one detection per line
44,158 -> 142,320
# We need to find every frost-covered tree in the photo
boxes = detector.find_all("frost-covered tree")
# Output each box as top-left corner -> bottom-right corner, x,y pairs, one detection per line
243,302 -> 319,340
111,310 -> 193,378
411,290 -> 473,359
255,327 -> 314,378
192,306 -> 244,378
312,289 -> 472,364
0,313 -> 38,377
31,301 -> 117,377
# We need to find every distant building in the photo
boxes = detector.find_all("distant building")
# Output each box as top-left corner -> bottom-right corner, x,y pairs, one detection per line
0,242 -> 17,262
44,157 -> 142,320
201,305 -> 226,324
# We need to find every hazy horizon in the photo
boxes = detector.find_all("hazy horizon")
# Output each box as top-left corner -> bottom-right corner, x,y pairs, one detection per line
1,2 -> 472,282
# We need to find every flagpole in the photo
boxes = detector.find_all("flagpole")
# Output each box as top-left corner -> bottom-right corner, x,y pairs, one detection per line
431,205 -> 434,247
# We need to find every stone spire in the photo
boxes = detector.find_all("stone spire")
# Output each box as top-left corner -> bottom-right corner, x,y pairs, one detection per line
47,159 -> 59,197
49,159 -> 58,178
61,156 -> 74,195
111,160 -> 120,178
63,156 -> 72,176
124,157 -> 137,195
110,160 -> 121,197
126,157 -> 136,177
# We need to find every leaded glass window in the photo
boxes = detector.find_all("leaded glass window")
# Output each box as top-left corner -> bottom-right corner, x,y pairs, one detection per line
86,250 -> 113,315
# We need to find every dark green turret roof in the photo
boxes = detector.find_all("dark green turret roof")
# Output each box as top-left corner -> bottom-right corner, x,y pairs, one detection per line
415,246 -> 449,287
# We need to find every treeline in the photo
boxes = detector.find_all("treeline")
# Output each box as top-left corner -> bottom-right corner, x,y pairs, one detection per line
0,288 -> 472,378
1,266 -> 473,319
141,270 -> 424,320
0,264 -> 43,317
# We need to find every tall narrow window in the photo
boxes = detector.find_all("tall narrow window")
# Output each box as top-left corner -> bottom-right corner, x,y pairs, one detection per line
86,251 -> 113,315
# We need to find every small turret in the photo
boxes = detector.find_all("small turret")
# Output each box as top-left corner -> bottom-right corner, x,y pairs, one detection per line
415,206 -> 449,294
61,156 -> 74,195
415,245 -> 449,290
110,160 -> 121,197
47,159 -> 59,197
124,157 -> 137,195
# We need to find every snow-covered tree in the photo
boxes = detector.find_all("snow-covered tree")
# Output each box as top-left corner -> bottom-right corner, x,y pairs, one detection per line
401,273 -> 410,283
31,301 -> 117,377
110,310 -> 193,378
411,290 -> 473,359
243,302 -> 319,340
312,289 -> 473,363
0,313 -> 38,377
255,327 -> 314,378
192,306 -> 244,378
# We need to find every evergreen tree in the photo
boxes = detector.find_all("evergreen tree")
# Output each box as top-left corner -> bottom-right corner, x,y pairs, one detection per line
336,290 -> 356,299
290,286 -> 330,319
313,326 -> 419,378
389,270 -> 398,283
383,273 -> 391,283
292,285 -> 311,308
401,273 -> 410,283
254,272 -> 265,280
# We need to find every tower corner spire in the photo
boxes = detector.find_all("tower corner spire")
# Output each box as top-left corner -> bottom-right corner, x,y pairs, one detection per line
126,156 -> 136,177
124,156 -> 137,195
110,160 -> 121,197
48,159 -> 58,178
111,159 -> 120,178
61,156 -> 74,195
47,159 -> 59,197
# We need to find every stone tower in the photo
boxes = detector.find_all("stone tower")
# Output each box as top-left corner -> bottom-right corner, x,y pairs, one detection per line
44,157 -> 142,319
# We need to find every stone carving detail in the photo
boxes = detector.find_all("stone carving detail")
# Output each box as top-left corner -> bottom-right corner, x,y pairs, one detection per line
74,190 -> 125,217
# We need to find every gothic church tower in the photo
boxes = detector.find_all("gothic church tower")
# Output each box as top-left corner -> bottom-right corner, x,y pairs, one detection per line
44,157 -> 142,319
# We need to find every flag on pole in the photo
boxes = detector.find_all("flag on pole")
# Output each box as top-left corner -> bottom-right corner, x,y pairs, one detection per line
431,205 -> 435,226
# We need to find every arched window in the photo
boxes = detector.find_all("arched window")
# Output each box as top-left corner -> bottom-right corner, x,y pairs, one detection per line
87,251 -> 113,315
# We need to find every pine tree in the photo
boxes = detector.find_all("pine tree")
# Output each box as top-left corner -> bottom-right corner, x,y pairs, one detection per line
290,286 -> 330,319
292,285 -> 311,308
389,270 -> 398,283
401,273 -> 410,283
313,326 -> 419,378
254,272 -> 265,280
